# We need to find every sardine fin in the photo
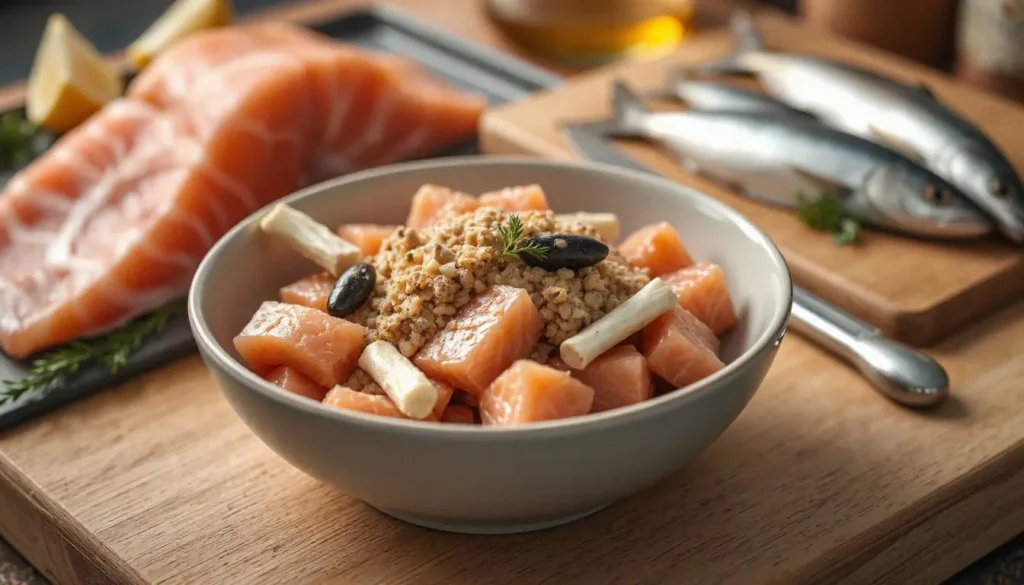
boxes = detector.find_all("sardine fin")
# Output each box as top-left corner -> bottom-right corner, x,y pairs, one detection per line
696,11 -> 764,75
731,11 -> 765,54
786,166 -> 848,198
913,83 -> 936,100
696,57 -> 751,76
866,124 -> 926,162
609,81 -> 649,137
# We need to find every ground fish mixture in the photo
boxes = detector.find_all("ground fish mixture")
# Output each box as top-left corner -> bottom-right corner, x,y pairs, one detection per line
350,207 -> 649,362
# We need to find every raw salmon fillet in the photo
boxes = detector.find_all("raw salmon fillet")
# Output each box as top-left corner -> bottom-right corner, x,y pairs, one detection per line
234,301 -> 366,388
131,23 -> 486,183
336,224 -> 397,257
0,23 -> 484,357
406,184 -> 480,229
549,345 -> 653,413
642,306 -> 724,388
263,365 -> 329,401
663,262 -> 737,335
279,272 -> 334,312
414,284 -> 542,394
0,49 -> 312,357
480,360 -> 595,426
440,404 -> 476,424
619,222 -> 693,277
478,184 -> 550,212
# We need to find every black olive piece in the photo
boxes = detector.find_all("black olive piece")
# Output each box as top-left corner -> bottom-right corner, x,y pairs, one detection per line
327,263 -> 376,318
520,234 -> 609,271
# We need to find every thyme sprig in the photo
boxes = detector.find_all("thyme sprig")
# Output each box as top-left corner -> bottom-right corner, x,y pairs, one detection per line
1,299 -> 187,406
498,214 -> 550,262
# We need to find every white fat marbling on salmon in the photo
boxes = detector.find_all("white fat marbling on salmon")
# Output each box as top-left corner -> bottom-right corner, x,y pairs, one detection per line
375,116 -> 433,168
321,66 -> 357,149
328,88 -> 399,169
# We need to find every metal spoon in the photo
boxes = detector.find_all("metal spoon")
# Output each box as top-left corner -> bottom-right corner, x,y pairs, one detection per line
561,121 -> 950,408
789,287 -> 948,407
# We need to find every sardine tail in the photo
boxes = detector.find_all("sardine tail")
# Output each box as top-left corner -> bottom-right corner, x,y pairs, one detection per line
693,11 -> 764,76
610,80 -> 648,136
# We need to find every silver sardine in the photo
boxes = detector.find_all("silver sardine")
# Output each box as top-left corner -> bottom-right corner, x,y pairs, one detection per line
660,72 -> 814,120
608,81 -> 993,239
699,11 -> 1024,242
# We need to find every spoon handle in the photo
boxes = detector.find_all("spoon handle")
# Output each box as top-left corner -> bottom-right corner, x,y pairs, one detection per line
789,286 -> 949,408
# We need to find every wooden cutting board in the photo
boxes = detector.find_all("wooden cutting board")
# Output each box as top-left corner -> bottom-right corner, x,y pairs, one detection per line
480,14 -> 1024,348
1,4 -> 1024,585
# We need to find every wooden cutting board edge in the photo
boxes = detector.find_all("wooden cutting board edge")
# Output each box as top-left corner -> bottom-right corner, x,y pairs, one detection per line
0,456 -> 143,585
811,443 -> 1024,584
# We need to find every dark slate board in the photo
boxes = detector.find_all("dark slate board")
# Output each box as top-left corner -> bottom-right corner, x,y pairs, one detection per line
0,5 -> 561,431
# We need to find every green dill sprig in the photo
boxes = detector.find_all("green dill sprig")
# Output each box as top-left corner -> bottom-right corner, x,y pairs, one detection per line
0,111 -> 42,171
498,214 -> 550,262
796,192 -> 862,246
0,299 -> 187,406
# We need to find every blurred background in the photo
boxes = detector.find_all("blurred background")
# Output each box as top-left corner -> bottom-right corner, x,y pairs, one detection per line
0,0 -> 1021,102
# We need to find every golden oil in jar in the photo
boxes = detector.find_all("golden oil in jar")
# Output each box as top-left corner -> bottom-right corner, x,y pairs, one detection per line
487,0 -> 695,65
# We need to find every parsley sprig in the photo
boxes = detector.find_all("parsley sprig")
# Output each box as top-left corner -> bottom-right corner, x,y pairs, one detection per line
498,214 -> 549,262
0,111 -> 42,171
796,192 -> 861,246
1,299 -> 187,406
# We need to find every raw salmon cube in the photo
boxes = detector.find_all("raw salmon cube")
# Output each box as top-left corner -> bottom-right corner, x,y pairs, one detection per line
620,332 -> 643,349
452,389 -> 480,408
430,381 -> 456,421
323,386 -> 405,419
336,224 -> 398,257
480,360 -> 595,425
406,184 -> 479,229
548,346 -> 653,412
234,301 -> 367,388
550,345 -> 653,413
322,381 -> 451,422
440,404 -> 477,424
663,262 -> 737,335
279,272 -> 334,312
414,285 -> 542,394
619,222 -> 693,277
263,366 -> 329,401
642,307 -> 724,388
478,184 -> 550,212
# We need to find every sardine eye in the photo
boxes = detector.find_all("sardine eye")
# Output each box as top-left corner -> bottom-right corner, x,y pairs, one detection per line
990,179 -> 1009,198
923,185 -> 954,206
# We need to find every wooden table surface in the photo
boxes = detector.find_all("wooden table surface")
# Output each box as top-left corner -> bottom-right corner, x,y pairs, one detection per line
0,0 -> 1021,584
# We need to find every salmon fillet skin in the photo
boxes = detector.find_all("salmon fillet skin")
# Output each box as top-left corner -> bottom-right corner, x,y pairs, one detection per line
0,23 -> 485,358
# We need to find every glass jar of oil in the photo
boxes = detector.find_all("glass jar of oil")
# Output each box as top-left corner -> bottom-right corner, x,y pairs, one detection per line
487,0 -> 695,65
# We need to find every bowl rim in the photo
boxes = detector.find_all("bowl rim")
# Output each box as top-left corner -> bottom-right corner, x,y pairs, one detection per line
188,155 -> 793,440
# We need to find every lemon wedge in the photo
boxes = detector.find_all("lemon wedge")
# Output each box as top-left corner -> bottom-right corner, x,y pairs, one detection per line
26,14 -> 123,134
127,0 -> 233,70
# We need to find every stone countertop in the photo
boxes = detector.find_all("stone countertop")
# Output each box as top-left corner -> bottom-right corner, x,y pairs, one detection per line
0,0 -> 1020,583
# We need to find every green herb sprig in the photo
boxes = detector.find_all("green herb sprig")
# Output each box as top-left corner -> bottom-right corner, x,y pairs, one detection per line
498,214 -> 550,262
0,299 -> 187,406
796,192 -> 862,246
0,111 -> 41,171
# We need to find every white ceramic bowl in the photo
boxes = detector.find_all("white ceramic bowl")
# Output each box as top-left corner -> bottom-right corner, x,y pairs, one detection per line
188,156 -> 792,534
